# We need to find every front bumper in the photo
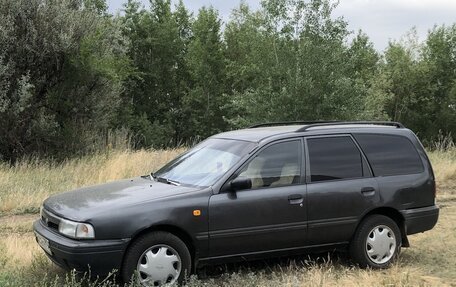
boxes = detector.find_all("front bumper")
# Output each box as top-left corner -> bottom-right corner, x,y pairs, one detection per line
401,205 -> 439,235
33,220 -> 130,275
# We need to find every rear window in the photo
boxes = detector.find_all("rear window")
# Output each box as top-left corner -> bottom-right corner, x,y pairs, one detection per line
307,136 -> 363,182
354,134 -> 424,176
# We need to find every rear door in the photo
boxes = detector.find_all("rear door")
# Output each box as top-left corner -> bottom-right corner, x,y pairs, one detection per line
305,135 -> 380,245
353,133 -> 432,209
208,139 -> 308,257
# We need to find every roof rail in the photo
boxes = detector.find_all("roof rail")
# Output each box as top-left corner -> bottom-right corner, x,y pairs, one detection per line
295,121 -> 405,132
249,120 -> 339,129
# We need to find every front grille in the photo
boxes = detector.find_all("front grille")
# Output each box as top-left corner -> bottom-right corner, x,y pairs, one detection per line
48,221 -> 59,230
41,208 -> 61,232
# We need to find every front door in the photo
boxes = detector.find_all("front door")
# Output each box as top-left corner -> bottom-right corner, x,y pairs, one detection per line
208,139 -> 308,257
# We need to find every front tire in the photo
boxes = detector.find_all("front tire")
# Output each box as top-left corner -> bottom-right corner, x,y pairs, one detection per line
121,231 -> 191,286
350,215 -> 401,268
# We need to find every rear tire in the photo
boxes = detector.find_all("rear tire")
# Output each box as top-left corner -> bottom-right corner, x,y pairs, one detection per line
121,231 -> 191,286
350,215 -> 401,268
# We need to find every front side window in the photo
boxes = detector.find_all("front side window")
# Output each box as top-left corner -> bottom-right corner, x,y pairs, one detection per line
236,140 -> 301,189
307,136 -> 363,182
154,138 -> 256,187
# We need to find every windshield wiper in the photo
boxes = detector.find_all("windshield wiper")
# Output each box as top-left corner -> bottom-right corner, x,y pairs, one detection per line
141,172 -> 156,181
166,179 -> 181,186
154,175 -> 180,186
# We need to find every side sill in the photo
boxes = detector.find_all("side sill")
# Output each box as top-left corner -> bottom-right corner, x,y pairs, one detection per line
197,242 -> 348,266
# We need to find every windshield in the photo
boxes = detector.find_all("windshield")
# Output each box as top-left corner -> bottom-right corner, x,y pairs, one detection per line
154,138 -> 256,187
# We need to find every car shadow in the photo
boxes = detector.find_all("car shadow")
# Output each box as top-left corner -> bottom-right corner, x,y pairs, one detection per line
196,250 -> 353,281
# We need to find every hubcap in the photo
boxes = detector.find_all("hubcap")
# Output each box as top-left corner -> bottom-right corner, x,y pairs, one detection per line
136,245 -> 181,286
365,225 -> 396,264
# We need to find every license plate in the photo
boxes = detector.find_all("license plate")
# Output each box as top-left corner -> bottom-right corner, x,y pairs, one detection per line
35,232 -> 52,255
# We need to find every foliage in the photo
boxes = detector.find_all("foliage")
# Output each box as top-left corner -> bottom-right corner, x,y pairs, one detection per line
225,0 -> 374,125
0,0 -> 130,161
184,7 -> 228,138
119,0 -> 192,147
361,26 -> 456,143
0,0 -> 456,161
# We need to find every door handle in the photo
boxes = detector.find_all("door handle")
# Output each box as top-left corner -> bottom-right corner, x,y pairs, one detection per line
288,194 -> 303,204
361,187 -> 376,195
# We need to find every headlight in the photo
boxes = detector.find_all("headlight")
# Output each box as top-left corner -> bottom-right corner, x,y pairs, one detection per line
58,218 -> 95,239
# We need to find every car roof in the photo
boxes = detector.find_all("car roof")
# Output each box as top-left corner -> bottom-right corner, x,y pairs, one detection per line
211,122 -> 407,143
213,125 -> 304,142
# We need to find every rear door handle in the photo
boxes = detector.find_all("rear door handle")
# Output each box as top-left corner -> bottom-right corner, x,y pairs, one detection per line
361,187 -> 376,195
288,194 -> 303,204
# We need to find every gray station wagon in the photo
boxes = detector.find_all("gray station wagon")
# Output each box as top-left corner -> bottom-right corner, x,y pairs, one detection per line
34,121 -> 439,286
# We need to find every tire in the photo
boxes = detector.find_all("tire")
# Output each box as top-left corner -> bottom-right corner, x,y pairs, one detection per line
349,215 -> 401,268
121,231 -> 191,286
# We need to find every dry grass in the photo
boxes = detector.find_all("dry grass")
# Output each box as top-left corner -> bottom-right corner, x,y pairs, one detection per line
0,147 -> 455,286
429,148 -> 456,197
0,149 -> 184,215
1,234 -> 41,267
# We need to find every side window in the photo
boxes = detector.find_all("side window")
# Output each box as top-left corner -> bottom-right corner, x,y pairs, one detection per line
237,140 -> 301,189
307,136 -> 363,182
354,134 -> 424,176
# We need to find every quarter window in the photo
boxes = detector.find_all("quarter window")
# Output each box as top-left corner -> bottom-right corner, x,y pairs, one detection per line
237,141 -> 301,189
307,136 -> 363,182
354,134 -> 424,176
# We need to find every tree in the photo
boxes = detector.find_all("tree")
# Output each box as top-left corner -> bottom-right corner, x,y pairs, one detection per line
225,0 -> 365,124
120,0 -> 194,147
184,7 -> 228,138
2,0 -> 455,162
366,26 -> 456,142
421,25 -> 456,140
0,0 -> 129,161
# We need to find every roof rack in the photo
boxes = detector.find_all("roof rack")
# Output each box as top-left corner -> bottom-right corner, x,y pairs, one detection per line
249,120 -> 339,128
295,121 -> 405,132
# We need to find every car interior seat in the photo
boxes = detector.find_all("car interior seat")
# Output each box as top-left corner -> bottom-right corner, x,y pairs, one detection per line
270,163 -> 300,187
240,157 -> 266,188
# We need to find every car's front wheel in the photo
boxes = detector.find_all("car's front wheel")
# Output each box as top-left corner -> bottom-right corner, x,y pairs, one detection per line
121,231 -> 191,286
350,215 -> 401,268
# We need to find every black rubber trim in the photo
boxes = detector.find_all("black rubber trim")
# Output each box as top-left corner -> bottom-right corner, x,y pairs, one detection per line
400,205 -> 439,235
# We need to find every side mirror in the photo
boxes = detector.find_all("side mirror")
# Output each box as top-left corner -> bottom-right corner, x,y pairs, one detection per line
230,177 -> 252,191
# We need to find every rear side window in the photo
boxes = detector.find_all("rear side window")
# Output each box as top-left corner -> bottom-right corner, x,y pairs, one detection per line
307,136 -> 363,182
354,134 -> 424,176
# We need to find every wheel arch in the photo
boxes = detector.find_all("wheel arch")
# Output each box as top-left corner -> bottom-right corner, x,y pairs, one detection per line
122,224 -> 197,271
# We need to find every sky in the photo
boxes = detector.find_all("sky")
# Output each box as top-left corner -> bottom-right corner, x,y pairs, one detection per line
107,0 -> 456,51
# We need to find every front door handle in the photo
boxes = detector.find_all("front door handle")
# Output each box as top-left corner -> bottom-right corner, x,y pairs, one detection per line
288,194 -> 303,204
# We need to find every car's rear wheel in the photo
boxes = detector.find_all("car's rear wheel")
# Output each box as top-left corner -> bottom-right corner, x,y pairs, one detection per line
350,215 -> 401,268
121,231 -> 191,286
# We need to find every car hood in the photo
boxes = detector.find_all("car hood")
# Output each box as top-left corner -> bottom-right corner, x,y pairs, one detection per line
43,177 -> 197,221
